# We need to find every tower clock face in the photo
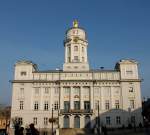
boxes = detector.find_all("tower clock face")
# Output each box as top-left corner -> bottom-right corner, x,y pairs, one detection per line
73,37 -> 79,42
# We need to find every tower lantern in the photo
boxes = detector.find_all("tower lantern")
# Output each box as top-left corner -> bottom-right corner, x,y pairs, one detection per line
63,20 -> 89,71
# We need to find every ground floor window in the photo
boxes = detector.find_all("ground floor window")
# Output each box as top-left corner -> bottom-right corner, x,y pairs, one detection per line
116,116 -> 121,125
85,115 -> 91,128
106,116 -> 110,125
74,116 -> 80,128
64,115 -> 69,128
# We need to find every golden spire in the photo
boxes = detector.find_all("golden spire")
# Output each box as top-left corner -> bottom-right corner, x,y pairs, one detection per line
73,20 -> 79,28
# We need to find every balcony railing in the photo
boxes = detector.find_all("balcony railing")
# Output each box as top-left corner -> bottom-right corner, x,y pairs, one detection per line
60,109 -> 93,114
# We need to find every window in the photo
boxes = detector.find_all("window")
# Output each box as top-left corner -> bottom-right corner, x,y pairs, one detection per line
82,57 -> 84,62
35,88 -> 40,95
54,87 -> 59,94
33,117 -> 37,125
126,70 -> 133,75
64,101 -> 70,112
34,101 -> 39,110
106,116 -> 110,125
44,101 -> 49,111
20,88 -> 24,97
84,101 -> 90,112
129,87 -> 134,92
74,87 -> 80,95
74,46 -> 78,51
20,71 -> 26,76
95,100 -> 99,110
131,116 -> 135,124
116,116 -> 121,125
45,87 -> 49,94
130,100 -> 134,109
64,87 -> 70,95
82,47 -> 84,52
74,101 -> 80,110
115,100 -> 119,109
44,117 -> 48,125
105,100 -> 110,110
54,101 -> 59,110
20,101 -> 24,110
18,117 -> 23,125
74,56 -> 79,62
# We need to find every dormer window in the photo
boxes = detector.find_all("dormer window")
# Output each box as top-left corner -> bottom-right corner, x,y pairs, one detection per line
21,71 -> 26,76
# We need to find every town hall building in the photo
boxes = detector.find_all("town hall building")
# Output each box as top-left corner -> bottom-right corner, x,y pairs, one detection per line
11,20 -> 143,133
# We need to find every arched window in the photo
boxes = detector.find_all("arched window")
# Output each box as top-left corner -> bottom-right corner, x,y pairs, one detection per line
74,116 -> 80,128
82,47 -> 84,52
85,115 -> 91,128
74,46 -> 78,51
64,115 -> 69,128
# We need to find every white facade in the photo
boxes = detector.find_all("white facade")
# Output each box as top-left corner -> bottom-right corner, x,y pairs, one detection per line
11,21 -> 143,132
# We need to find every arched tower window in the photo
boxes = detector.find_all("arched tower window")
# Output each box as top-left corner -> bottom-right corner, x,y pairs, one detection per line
74,46 -> 78,51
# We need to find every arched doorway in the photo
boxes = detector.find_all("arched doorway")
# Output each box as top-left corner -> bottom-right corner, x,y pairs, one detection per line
63,115 -> 69,128
74,115 -> 80,128
85,115 -> 91,128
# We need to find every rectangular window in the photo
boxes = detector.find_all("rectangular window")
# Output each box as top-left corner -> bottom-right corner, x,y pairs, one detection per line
34,101 -> 39,111
64,87 -> 70,95
44,117 -> 48,125
95,100 -> 99,110
44,87 -> 49,94
74,46 -> 78,51
54,87 -> 59,94
106,116 -> 110,125
84,101 -> 90,112
130,100 -> 135,109
74,101 -> 80,110
20,101 -> 24,110
33,117 -> 37,125
54,101 -> 59,110
129,87 -> 134,92
64,101 -> 70,112
20,88 -> 24,97
44,101 -> 49,111
126,70 -> 133,75
131,116 -> 135,124
116,116 -> 121,125
74,87 -> 80,95
20,71 -> 26,76
105,100 -> 110,110
74,56 -> 79,62
35,88 -> 40,95
115,100 -> 119,109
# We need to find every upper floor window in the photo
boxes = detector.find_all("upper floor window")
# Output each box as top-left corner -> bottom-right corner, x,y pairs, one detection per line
44,117 -> 48,125
45,87 -> 49,94
82,47 -> 84,52
105,100 -> 110,110
20,101 -> 24,110
44,101 -> 49,111
74,87 -> 80,95
54,87 -> 59,94
74,46 -> 78,51
33,117 -> 37,125
115,100 -> 119,109
126,70 -> 133,75
34,101 -> 39,111
54,101 -> 59,110
35,88 -> 40,95
74,56 -> 79,62
64,87 -> 70,95
129,87 -> 134,92
20,71 -> 26,76
130,100 -> 135,109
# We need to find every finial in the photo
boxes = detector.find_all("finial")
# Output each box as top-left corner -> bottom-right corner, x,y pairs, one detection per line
73,20 -> 79,28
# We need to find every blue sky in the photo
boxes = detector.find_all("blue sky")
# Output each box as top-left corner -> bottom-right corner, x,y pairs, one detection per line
0,0 -> 150,105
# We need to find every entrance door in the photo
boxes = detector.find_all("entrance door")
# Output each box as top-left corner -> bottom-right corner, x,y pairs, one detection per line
74,116 -> 80,128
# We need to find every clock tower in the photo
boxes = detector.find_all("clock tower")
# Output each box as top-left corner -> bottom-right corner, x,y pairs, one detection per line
63,20 -> 89,71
